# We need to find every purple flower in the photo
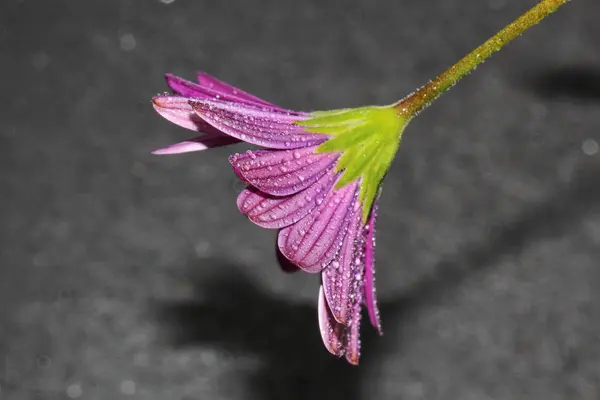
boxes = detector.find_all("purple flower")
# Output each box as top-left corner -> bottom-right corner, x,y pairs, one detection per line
152,73 -> 406,365
149,0 -> 572,367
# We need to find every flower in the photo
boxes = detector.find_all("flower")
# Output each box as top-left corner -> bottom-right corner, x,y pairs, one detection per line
150,0 -> 571,366
153,73 -> 408,364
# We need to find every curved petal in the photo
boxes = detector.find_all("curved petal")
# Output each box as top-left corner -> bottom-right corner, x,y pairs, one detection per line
190,99 -> 327,149
322,204 -> 363,325
318,286 -> 345,357
276,243 -> 299,273
152,134 -> 240,155
229,146 -> 338,196
152,95 -> 234,135
236,169 -> 338,228
277,181 -> 358,273
345,292 -> 363,366
196,72 -> 280,108
166,73 -> 283,110
364,201 -> 382,333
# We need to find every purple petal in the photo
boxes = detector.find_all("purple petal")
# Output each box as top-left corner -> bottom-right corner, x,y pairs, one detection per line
236,169 -> 338,228
229,146 -> 338,196
190,99 -> 326,149
322,203 -> 363,325
166,73 -> 283,109
152,95 -> 232,134
277,181 -> 358,273
345,290 -> 363,366
276,244 -> 299,273
364,201 -> 382,333
318,286 -> 345,357
152,135 -> 240,155
196,72 -> 280,108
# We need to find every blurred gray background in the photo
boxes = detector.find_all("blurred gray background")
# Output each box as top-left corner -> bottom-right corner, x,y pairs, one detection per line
1,0 -> 600,399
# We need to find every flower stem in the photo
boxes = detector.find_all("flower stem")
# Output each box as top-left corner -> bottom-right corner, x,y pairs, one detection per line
394,0 -> 570,118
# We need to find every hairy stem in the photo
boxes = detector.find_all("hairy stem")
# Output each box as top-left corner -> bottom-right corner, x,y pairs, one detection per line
395,0 -> 570,117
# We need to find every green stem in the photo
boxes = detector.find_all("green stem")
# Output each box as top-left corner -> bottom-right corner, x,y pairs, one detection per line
394,0 -> 570,118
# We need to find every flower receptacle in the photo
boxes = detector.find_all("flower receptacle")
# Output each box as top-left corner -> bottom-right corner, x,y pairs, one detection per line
297,106 -> 409,222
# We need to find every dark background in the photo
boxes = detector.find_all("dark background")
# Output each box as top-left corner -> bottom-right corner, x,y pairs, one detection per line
2,0 -> 600,399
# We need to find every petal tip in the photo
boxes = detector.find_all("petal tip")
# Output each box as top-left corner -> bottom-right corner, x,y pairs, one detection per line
151,96 -> 166,107
346,355 -> 360,366
151,144 -> 207,155
317,286 -> 345,357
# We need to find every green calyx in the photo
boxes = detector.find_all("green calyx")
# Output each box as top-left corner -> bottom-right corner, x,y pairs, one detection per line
297,106 -> 409,223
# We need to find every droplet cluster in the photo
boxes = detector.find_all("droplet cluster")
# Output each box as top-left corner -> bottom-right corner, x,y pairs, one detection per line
192,99 -> 327,149
237,169 -> 338,229
319,194 -> 366,364
229,146 -> 339,196
278,181 -> 358,273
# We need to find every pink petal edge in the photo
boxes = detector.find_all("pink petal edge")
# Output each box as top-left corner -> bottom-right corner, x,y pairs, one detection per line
364,201 -> 382,333
318,286 -> 345,357
152,135 -> 240,155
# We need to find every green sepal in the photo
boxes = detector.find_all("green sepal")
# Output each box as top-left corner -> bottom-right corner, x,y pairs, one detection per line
298,108 -> 365,128
296,105 -> 408,223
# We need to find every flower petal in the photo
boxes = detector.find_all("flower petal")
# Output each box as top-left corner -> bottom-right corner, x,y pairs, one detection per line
229,146 -> 338,196
166,73 -> 282,109
190,98 -> 326,149
364,201 -> 382,333
345,292 -> 363,366
152,95 -> 231,134
321,204 -> 363,325
318,286 -> 345,357
276,243 -> 299,273
236,169 -> 338,228
196,72 -> 280,108
152,135 -> 240,155
277,181 -> 358,273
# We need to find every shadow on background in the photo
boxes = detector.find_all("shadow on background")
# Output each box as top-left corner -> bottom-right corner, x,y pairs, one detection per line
520,65 -> 600,102
156,262 -> 363,400
155,164 -> 600,400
